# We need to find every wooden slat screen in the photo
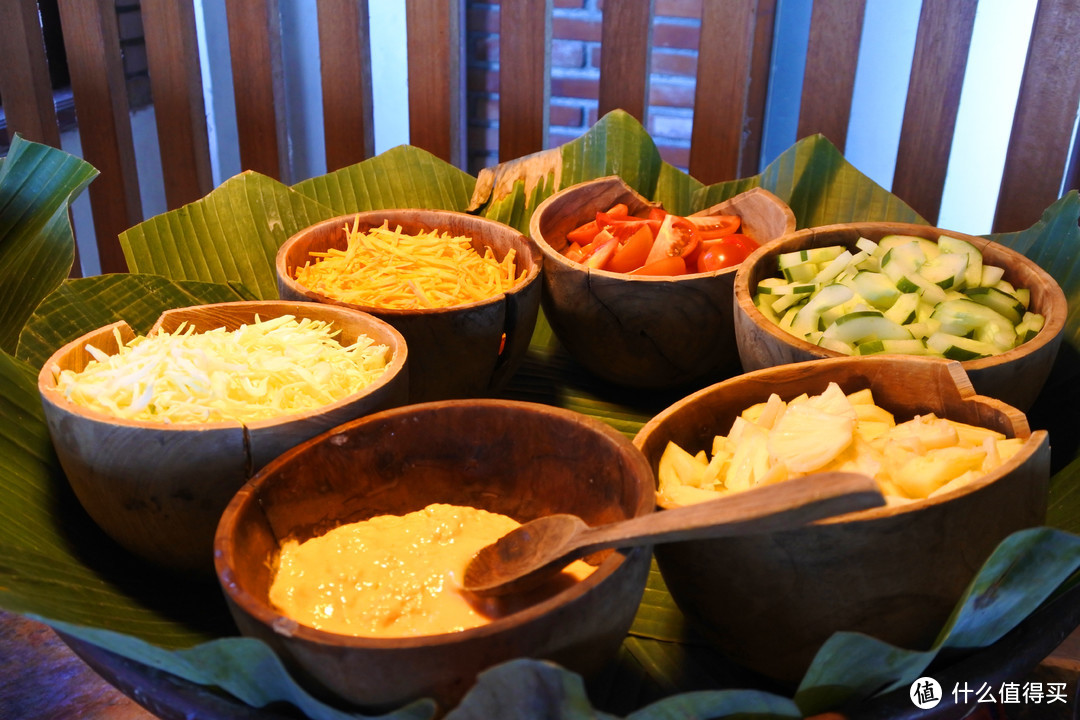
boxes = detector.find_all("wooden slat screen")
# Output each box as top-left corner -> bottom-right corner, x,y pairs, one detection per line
689,0 -> 759,185
406,0 -> 464,168
498,0 -> 551,162
141,0 -> 214,210
741,0 -> 779,179
317,0 -> 375,172
892,0 -> 977,226
994,0 -> 1080,233
56,0 -> 140,274
224,0 -> 288,181
797,0 -> 867,152
597,0 -> 653,125
0,0 -> 63,150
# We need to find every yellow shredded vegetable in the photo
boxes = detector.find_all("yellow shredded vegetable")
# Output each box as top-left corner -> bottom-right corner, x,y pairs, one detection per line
293,218 -> 524,310
53,315 -> 390,424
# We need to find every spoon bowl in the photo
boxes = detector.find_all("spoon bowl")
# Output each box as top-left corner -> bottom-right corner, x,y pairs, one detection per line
464,471 -> 885,596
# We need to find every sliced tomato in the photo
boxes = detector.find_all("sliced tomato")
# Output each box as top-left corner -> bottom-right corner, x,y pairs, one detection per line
644,214 -> 698,265
648,206 -> 668,222
566,219 -> 601,245
607,224 -> 654,273
686,213 -> 740,240
604,202 -> 629,219
695,234 -> 758,272
630,255 -> 687,276
584,238 -> 619,269
564,242 -> 585,263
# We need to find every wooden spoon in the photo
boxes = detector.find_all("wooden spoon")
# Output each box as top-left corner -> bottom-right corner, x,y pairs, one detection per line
463,472 -> 884,596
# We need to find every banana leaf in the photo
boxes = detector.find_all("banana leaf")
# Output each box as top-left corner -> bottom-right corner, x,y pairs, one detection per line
2,112 -> 1080,720
0,135 -> 97,354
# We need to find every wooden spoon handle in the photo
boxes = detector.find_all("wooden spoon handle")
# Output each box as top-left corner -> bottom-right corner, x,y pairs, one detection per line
573,472 -> 883,555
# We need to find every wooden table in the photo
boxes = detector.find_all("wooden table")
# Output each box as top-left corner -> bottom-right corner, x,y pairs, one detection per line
3,609 -> 1078,720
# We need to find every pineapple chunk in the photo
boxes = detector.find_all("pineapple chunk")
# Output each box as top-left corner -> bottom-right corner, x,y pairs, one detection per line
996,437 -> 1025,461
725,422 -> 771,491
767,402 -> 854,473
889,414 -> 959,451
658,483 -> 724,509
658,441 -> 710,493
892,446 -> 986,498
951,420 -> 1006,448
856,420 -> 893,443
846,387 -> 876,406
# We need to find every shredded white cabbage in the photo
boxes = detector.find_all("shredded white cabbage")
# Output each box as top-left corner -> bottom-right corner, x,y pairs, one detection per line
53,315 -> 391,424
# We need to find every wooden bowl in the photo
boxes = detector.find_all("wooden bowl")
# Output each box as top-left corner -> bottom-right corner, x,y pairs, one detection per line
37,301 -> 409,573
733,221 -> 1067,410
528,175 -> 795,389
214,399 -> 655,713
276,210 -> 542,403
633,356 -> 1050,685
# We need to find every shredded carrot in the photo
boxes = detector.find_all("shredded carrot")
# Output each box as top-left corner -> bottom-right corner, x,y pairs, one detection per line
293,218 -> 525,310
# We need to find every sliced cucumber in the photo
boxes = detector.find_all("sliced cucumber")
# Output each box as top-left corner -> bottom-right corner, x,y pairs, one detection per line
964,286 -> 1025,324
852,271 -> 901,310
937,234 -> 983,288
823,310 -> 913,344
883,292 -> 920,325
926,332 -> 999,361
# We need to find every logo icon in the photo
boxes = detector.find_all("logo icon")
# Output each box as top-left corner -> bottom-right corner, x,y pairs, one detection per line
911,677 -> 943,709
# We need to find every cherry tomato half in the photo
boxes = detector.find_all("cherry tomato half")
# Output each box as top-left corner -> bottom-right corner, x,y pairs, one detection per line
695,234 -> 759,272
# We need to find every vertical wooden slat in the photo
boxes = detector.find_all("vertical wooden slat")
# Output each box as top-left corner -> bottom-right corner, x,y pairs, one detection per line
689,0 -> 758,184
406,0 -> 464,167
741,0 -> 778,178
141,0 -> 214,209
891,0 -> 977,226
498,0 -> 551,161
224,0 -> 288,181
0,0 -> 63,149
57,0 -> 140,274
994,0 -> 1080,233
597,0 -> 653,124
0,0 -> 83,277
317,0 -> 374,171
797,0 -> 867,151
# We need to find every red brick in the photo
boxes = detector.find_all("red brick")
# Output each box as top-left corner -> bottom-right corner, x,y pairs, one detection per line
471,35 -> 499,64
469,98 -> 499,123
655,0 -> 702,19
551,75 -> 600,100
549,104 -> 584,127
467,5 -> 499,33
656,142 -> 690,170
652,20 -> 699,50
552,39 -> 586,69
549,130 -> 585,147
649,113 -> 693,141
651,49 -> 698,77
649,81 -> 696,108
554,0 -> 586,7
552,16 -> 603,43
467,67 -> 500,94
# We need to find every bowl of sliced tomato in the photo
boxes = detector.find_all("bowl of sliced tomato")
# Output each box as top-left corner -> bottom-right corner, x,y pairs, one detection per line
528,176 -> 795,389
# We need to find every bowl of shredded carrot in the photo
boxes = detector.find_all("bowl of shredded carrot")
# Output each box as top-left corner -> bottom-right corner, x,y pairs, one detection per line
37,300 -> 409,573
277,209 -> 542,402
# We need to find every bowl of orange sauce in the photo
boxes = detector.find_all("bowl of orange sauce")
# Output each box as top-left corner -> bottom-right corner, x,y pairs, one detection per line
214,398 -> 655,714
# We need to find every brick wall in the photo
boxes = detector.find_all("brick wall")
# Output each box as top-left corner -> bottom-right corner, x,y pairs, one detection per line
465,0 -> 704,175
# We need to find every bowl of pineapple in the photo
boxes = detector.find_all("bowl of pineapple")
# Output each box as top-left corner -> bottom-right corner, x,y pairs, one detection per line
733,222 -> 1067,410
633,355 -> 1050,685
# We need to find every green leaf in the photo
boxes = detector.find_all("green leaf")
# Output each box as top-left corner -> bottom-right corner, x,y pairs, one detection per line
0,135 -> 97,354
118,172 -> 339,300
292,144 -> 477,215
16,274 -> 256,369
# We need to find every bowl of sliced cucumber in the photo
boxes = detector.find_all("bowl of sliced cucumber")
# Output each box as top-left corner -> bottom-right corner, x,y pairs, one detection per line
733,222 -> 1067,410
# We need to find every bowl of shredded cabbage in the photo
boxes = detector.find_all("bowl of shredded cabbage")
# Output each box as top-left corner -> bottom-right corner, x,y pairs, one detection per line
276,209 -> 542,402
37,300 -> 408,573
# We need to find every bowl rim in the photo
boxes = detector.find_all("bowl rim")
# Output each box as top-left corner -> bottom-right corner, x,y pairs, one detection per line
732,221 -> 1068,370
632,354 -> 1048,521
37,300 -> 409,432
275,209 -> 543,316
214,397 -> 656,650
528,175 -> 795,282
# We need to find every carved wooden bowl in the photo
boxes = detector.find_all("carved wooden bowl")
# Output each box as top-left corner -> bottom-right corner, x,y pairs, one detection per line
528,175 -> 795,390
733,222 -> 1067,410
37,301 -> 408,574
214,399 -> 655,714
633,356 -> 1050,685
276,210 -> 542,403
